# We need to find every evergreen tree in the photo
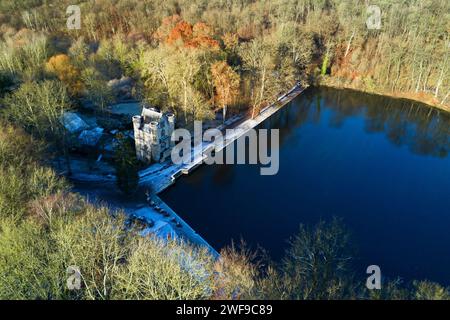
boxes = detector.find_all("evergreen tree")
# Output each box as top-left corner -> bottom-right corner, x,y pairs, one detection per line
113,133 -> 140,195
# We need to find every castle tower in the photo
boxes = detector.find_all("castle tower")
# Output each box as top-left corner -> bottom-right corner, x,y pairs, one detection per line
132,115 -> 145,161
166,113 -> 176,147
150,121 -> 162,162
133,107 -> 176,164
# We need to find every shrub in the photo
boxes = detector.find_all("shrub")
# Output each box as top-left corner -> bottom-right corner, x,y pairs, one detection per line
1,80 -> 70,141
46,54 -> 83,96
0,33 -> 48,80
261,219 -> 356,300
414,281 -> 450,300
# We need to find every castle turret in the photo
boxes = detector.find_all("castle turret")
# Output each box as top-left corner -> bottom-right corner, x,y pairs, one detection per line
132,115 -> 142,130
150,121 -> 161,161
132,115 -> 145,161
133,107 -> 176,164
166,113 -> 176,147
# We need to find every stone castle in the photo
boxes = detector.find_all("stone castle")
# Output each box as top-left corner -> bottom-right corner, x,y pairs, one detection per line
132,106 -> 175,163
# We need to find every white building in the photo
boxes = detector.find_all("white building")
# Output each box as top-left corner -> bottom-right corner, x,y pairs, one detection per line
132,106 -> 175,163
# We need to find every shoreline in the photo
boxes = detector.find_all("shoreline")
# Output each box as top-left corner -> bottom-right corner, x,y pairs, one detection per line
68,82 -> 446,257
139,84 -> 308,193
321,79 -> 450,114
70,83 -> 308,256
137,84 -> 308,253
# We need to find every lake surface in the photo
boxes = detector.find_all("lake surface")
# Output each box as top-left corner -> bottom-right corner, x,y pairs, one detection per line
160,87 -> 450,284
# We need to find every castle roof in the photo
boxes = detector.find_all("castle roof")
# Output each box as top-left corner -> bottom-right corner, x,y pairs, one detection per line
142,107 -> 163,123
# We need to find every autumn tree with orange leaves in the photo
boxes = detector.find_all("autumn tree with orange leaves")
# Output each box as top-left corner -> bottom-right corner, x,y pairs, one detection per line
141,15 -> 223,123
46,54 -> 83,96
211,61 -> 240,122
153,15 -> 183,42
155,15 -> 219,50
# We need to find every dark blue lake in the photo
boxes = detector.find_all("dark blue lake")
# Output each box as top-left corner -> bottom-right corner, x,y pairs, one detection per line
161,87 -> 450,284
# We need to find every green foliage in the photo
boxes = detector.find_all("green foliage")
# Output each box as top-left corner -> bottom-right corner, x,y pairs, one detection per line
0,129 -> 218,300
366,279 -> 450,300
113,134 -> 140,195
0,71 -> 14,97
0,0 -> 449,106
259,219 -> 355,300
0,125 -> 66,220
81,67 -> 115,111
414,281 -> 450,300
239,38 -> 279,117
321,53 -> 330,76
0,188 -> 218,300
0,217 -> 62,299
112,238 -> 215,300
0,0 -> 42,12
141,46 -> 215,124
0,0 -> 449,301
365,279 -> 409,300
1,80 -> 69,141
0,191 -> 217,300
213,242 -> 259,300
0,124 -> 44,165
0,33 -> 48,80
0,164 -> 67,220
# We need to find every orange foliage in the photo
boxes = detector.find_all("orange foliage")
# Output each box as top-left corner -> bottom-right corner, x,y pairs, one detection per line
153,15 -> 182,42
185,22 -> 219,49
46,54 -> 83,95
211,61 -> 240,108
167,21 -> 193,46
193,22 -> 213,38
155,15 -> 219,50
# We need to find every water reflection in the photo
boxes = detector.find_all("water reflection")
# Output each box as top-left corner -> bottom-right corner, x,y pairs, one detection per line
161,87 -> 450,284
297,88 -> 450,158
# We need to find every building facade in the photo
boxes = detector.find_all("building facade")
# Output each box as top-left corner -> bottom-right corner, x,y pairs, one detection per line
132,106 -> 175,163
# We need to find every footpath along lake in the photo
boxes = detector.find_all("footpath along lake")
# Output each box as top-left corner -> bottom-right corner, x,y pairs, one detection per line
161,87 -> 450,284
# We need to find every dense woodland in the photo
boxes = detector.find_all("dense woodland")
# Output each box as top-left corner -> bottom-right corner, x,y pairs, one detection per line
1,0 -> 449,123
0,131 -> 448,299
0,0 -> 450,299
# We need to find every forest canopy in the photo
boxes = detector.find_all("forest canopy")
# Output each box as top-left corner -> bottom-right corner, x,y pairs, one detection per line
0,0 -> 448,123
0,0 -> 449,300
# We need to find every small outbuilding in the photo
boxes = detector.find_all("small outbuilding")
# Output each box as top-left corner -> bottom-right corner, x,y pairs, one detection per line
60,112 -> 90,134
